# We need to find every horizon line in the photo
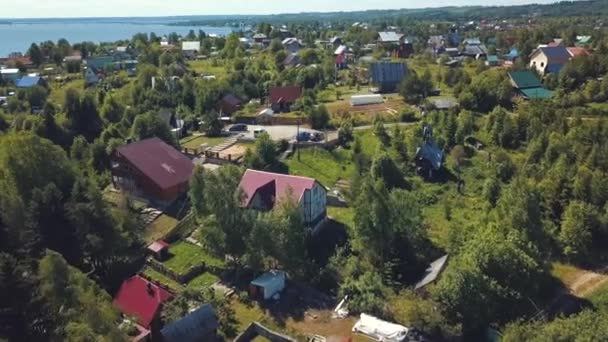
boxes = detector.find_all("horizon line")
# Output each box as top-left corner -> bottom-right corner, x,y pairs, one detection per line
0,2 -> 559,20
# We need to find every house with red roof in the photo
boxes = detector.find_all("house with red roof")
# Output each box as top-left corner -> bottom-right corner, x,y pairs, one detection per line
566,47 -> 590,58
113,275 -> 173,332
111,138 -> 194,204
239,169 -> 327,226
269,86 -> 302,113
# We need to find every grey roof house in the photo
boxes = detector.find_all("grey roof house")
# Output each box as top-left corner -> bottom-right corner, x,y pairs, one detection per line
160,304 -> 218,342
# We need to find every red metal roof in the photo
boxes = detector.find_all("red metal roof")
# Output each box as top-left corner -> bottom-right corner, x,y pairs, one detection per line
567,47 -> 589,58
113,275 -> 173,328
116,138 -> 194,191
239,169 -> 317,207
147,240 -> 169,253
269,86 -> 302,105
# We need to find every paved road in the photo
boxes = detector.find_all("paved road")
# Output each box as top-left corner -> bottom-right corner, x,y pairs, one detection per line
228,122 -> 416,142
229,125 -> 322,141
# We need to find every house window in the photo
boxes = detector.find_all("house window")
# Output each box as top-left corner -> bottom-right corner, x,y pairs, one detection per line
541,62 -> 545,68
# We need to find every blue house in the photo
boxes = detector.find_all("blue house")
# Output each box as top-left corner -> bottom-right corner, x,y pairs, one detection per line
415,125 -> 445,178
369,62 -> 408,93
16,76 -> 47,88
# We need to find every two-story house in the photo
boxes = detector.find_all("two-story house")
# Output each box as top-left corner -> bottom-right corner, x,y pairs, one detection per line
238,169 -> 327,227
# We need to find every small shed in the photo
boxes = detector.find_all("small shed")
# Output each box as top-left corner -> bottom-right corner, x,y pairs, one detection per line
249,270 -> 286,300
147,240 -> 170,261
351,94 -> 383,106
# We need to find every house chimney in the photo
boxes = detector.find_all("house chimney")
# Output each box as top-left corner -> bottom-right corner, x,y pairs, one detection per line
147,282 -> 154,295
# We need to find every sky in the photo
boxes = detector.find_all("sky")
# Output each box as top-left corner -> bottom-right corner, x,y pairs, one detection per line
3,0 -> 566,18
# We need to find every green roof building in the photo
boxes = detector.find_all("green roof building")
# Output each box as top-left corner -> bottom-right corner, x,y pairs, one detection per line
508,70 -> 553,100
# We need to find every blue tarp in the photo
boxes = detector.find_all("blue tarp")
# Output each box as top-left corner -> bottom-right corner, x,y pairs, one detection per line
16,76 -> 43,88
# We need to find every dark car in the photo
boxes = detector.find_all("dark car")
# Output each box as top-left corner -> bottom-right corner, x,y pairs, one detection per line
228,124 -> 248,132
296,131 -> 311,142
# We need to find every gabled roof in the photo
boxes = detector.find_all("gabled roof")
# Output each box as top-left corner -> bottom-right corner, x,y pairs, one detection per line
329,36 -> 342,44
532,46 -> 571,64
253,33 -> 267,39
161,304 -> 218,342
86,56 -> 114,69
113,275 -> 173,328
251,270 -> 286,288
415,255 -> 448,289
369,62 -> 408,85
221,94 -> 242,107
16,76 -> 43,88
378,32 -> 403,42
269,86 -> 302,104
147,240 -> 169,253
462,44 -> 488,56
115,138 -> 194,191
508,71 -> 542,89
239,169 -> 317,207
546,63 -> 564,74
281,38 -> 301,46
567,47 -> 589,58
521,87 -> 553,100
415,140 -> 444,170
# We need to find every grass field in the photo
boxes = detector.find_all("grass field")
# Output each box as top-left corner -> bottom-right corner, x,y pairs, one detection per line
163,241 -> 225,276
285,147 -> 354,187
180,135 -> 228,150
48,78 -> 85,107
141,266 -> 184,292
144,214 -> 179,243
187,272 -> 220,290
187,59 -> 230,78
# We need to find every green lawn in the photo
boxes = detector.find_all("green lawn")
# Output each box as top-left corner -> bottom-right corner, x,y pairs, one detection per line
141,266 -> 184,293
354,129 -> 380,155
180,135 -> 228,150
285,147 -> 354,187
588,282 -> 608,309
163,241 -> 226,276
48,78 -> 85,107
187,59 -> 229,77
187,272 -> 220,290
327,206 -> 355,230
144,214 -> 179,243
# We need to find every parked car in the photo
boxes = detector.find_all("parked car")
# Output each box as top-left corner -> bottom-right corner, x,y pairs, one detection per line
296,131 -> 311,142
228,123 -> 248,132
254,128 -> 268,138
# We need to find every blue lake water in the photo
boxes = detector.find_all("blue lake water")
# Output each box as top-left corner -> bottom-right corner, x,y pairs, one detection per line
0,19 -> 233,56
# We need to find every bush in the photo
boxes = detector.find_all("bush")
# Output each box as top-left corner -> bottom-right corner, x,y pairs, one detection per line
400,110 -> 418,122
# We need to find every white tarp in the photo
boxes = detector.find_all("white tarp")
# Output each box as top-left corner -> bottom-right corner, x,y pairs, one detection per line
352,313 -> 409,342
351,94 -> 384,106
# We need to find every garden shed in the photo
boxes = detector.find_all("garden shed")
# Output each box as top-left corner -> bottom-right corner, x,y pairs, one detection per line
249,270 -> 286,300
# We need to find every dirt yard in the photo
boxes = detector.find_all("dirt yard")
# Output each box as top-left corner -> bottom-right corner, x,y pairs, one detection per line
219,144 -> 249,159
